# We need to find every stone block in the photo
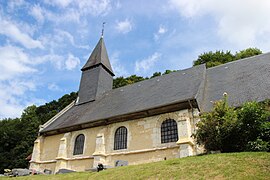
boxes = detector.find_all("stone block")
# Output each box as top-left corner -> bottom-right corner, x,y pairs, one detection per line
11,169 -> 31,176
44,169 -> 52,174
56,168 -> 76,174
115,160 -> 128,167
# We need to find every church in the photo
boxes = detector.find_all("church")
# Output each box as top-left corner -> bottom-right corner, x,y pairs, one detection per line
29,36 -> 270,173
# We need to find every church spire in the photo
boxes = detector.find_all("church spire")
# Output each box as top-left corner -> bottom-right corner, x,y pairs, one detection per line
77,37 -> 114,105
81,37 -> 114,76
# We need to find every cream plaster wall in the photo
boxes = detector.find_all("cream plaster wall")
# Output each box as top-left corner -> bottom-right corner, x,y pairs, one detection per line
41,134 -> 62,161
30,108 -> 200,173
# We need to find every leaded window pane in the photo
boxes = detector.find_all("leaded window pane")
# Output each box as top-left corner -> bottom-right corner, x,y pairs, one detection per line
73,134 -> 85,155
114,126 -> 127,150
161,119 -> 178,143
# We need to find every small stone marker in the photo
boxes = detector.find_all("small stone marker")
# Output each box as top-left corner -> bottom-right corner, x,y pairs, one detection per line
115,160 -> 128,167
44,169 -> 52,174
56,169 -> 76,174
12,168 -> 31,176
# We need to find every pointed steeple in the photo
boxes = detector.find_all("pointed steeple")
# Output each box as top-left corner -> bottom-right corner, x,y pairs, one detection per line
81,37 -> 114,76
77,37 -> 114,105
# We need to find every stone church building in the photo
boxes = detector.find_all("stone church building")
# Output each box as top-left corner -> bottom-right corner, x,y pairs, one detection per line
30,37 -> 270,173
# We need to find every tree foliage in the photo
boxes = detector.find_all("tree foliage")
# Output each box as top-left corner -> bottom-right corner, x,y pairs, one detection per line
235,48 -> 262,60
113,75 -> 145,89
193,48 -> 263,68
113,70 -> 176,89
194,96 -> 238,152
237,101 -> 270,151
193,51 -> 234,68
194,96 -> 270,153
0,92 -> 77,173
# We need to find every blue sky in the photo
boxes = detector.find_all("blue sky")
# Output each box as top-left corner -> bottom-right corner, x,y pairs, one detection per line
0,0 -> 270,118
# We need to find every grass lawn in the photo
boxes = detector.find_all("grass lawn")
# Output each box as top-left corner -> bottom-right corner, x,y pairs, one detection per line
1,152 -> 269,180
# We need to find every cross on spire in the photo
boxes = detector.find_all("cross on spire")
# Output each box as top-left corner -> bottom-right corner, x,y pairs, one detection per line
101,22 -> 106,38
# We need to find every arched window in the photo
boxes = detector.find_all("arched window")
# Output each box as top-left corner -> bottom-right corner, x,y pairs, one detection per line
114,126 -> 127,150
161,119 -> 178,143
73,134 -> 85,155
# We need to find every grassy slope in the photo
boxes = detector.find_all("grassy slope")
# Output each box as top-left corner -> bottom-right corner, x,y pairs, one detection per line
1,152 -> 269,180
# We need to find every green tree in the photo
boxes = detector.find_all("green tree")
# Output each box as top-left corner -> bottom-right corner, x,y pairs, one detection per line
113,76 -> 129,89
162,70 -> 177,75
0,92 -> 77,173
150,72 -> 161,78
235,48 -> 262,60
113,70 -> 177,89
193,48 -> 263,68
113,75 -> 145,89
125,75 -> 145,85
193,50 -> 234,68
0,118 -> 23,172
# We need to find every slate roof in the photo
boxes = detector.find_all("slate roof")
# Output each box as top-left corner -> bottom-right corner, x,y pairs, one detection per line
81,37 -> 114,75
40,44 -> 270,134
199,52 -> 270,112
40,64 -> 206,133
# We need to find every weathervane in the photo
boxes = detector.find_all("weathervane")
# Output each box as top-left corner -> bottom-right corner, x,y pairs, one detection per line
101,22 -> 106,37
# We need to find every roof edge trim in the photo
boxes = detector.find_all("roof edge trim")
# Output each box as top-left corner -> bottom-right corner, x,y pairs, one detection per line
39,100 -> 75,133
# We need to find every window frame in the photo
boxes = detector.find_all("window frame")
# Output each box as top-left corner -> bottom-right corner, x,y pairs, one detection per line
160,119 -> 179,144
114,126 -> 128,150
73,134 -> 85,155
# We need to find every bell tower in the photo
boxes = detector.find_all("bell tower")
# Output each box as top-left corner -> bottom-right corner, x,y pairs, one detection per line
77,37 -> 114,104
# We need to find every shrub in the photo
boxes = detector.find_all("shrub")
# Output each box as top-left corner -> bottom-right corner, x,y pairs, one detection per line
237,101 -> 270,151
246,139 -> 269,152
193,95 -> 238,152
194,96 -> 270,153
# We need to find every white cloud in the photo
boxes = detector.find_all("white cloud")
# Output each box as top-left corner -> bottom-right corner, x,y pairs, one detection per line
41,2 -> 80,23
25,98 -> 46,108
35,53 -> 64,69
110,51 -> 128,77
115,19 -> 133,34
44,0 -> 111,16
169,0 -> 270,49
169,0 -> 207,18
48,83 -> 62,91
0,95 -> 24,119
0,80 -> 38,118
54,29 -> 90,49
30,4 -> 45,24
158,26 -> 167,34
34,6 -> 80,24
34,53 -> 79,71
0,45 -> 40,118
135,52 -> 161,73
7,0 -> 26,11
29,0 -> 111,25
154,25 -> 168,41
65,54 -> 80,70
0,46 -> 36,80
76,0 -> 111,16
0,19 -> 44,49
44,0 -> 72,8
115,1 -> 122,9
